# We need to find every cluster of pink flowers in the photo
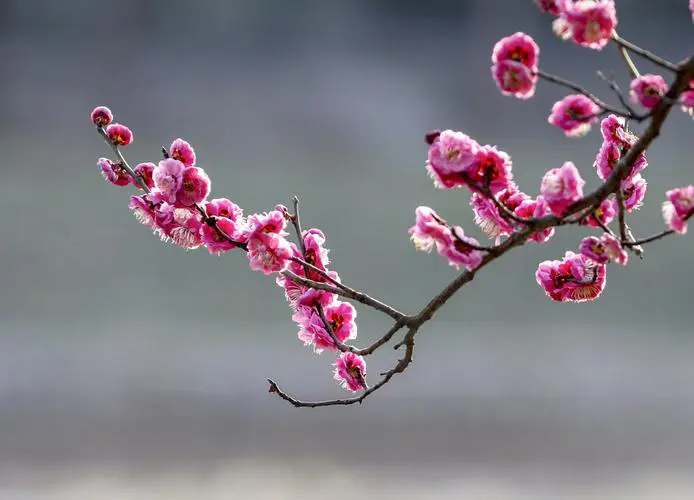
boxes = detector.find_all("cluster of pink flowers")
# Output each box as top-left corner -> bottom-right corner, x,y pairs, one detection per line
491,32 -> 539,99
662,185 -> 694,234
535,0 -> 617,50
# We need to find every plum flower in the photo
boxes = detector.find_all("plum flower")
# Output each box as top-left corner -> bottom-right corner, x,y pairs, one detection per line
515,196 -> 555,243
559,0 -> 617,50
152,158 -> 185,203
98,158 -> 130,186
662,185 -> 694,234
534,0 -> 560,15
601,233 -> 628,265
106,123 -> 133,146
247,210 -> 289,238
169,138 -> 196,166
621,174 -> 647,212
409,206 -> 452,252
680,79 -> 694,116
579,233 -> 628,265
201,217 -> 248,255
465,145 -> 514,194
247,232 -> 292,275
302,228 -> 331,272
536,250 -> 607,302
439,226 -> 484,271
540,161 -> 585,215
133,162 -> 155,190
296,301 -> 357,353
176,166 -> 211,206
548,94 -> 600,137
333,352 -> 366,392
491,32 -> 539,99
90,106 -> 113,127
168,207 -> 204,250
129,194 -> 157,229
205,198 -> 244,222
426,129 -> 480,179
470,189 -> 528,241
580,198 -> 617,228
630,74 -> 668,109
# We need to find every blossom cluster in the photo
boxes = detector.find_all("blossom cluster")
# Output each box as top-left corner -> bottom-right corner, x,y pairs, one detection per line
534,0 -> 617,50
91,106 -> 364,392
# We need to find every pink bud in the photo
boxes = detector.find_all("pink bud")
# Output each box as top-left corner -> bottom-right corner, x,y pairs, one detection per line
91,106 -> 113,127
106,123 -> 133,146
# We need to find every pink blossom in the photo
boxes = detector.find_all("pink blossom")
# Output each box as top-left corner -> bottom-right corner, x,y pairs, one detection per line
297,287 -> 336,309
560,0 -> 617,50
601,233 -> 628,265
152,158 -> 185,203
297,302 -> 357,353
133,162 -> 155,190
169,138 -> 196,167
278,268 -> 340,310
176,166 -> 211,206
491,32 -> 539,99
168,207 -> 204,249
470,191 -> 517,241
302,228 -> 331,271
680,79 -> 694,116
536,250 -> 607,302
439,226 -> 484,271
630,74 -> 668,109
201,217 -> 248,255
409,206 -> 452,252
129,194 -> 157,229
599,114 -> 636,148
552,17 -> 572,40
247,232 -> 292,275
324,301 -> 358,343
333,352 -> 366,392
465,145 -> 514,194
579,235 -> 609,264
106,123 -> 133,146
691,0 -> 694,23
90,106 -> 113,127
534,0 -> 560,15
205,198 -> 244,221
248,210 -> 288,238
593,139 -> 647,182
580,198 -> 617,228
662,185 -> 694,234
515,196 -> 555,243
621,174 -> 647,212
427,129 -> 480,175
548,94 -> 600,137
98,157 -> 130,186
540,161 -> 585,215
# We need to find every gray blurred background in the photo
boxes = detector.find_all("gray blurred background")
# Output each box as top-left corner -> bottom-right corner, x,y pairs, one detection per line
2,0 -> 694,498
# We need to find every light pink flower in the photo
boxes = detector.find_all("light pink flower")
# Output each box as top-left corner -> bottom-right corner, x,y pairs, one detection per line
560,0 -> 617,50
176,166 -> 211,206
409,206 -> 452,252
248,210 -> 288,238
540,161 -> 585,215
491,32 -> 540,99
169,138 -> 196,167
515,196 -> 555,243
536,250 -> 607,302
247,232 -> 292,275
470,190 -> 522,241
621,174 -> 647,212
129,194 -> 157,229
98,157 -> 130,186
580,198 -> 617,228
90,106 -> 113,127
662,185 -> 694,234
548,94 -> 600,137
152,158 -> 185,203
427,129 -> 480,175
168,207 -> 204,249
579,235 -> 609,264
133,162 -> 155,190
465,145 -> 514,194
106,123 -> 133,146
601,233 -> 628,265
333,352 -> 366,392
552,17 -> 572,40
534,0 -> 560,15
439,226 -> 484,271
630,74 -> 668,109
205,198 -> 244,222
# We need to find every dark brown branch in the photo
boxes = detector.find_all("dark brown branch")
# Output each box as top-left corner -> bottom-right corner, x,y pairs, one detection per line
611,34 -> 679,73
597,70 -> 639,117
623,211 -> 694,247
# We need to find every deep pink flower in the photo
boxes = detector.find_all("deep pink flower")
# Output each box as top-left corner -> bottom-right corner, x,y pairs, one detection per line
409,206 -> 452,252
91,106 -> 113,127
540,161 -> 585,215
680,79 -> 694,116
247,232 -> 292,275
548,94 -> 600,137
106,123 -> 133,146
580,198 -> 617,228
560,0 -> 617,50
536,250 -> 607,302
152,158 -> 185,203
168,207 -> 204,249
129,194 -> 158,229
169,138 -> 196,167
205,198 -> 244,222
630,74 -> 668,109
302,228 -> 331,271
593,139 -> 647,182
621,174 -> 647,212
297,287 -> 336,309
427,129 -> 480,175
248,210 -> 288,238
470,191 -> 519,241
465,145 -> 514,194
133,162 -> 155,190
491,32 -> 539,99
599,114 -> 636,149
98,157 -> 130,186
515,196 -> 555,243
601,233 -> 628,265
579,235 -> 609,264
297,301 -> 357,353
201,216 -> 247,255
333,352 -> 366,392
439,226 -> 484,271
534,0 -> 560,15
662,185 -> 694,234
176,166 -> 211,206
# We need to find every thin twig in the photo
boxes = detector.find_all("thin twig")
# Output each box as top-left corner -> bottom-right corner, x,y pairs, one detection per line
612,34 -> 679,73
597,70 -> 639,117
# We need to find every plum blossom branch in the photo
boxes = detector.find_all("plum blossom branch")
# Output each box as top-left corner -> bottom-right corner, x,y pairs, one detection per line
611,34 -> 679,73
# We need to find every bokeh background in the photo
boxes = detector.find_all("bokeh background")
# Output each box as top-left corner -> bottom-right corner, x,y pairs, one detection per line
2,0 -> 694,498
